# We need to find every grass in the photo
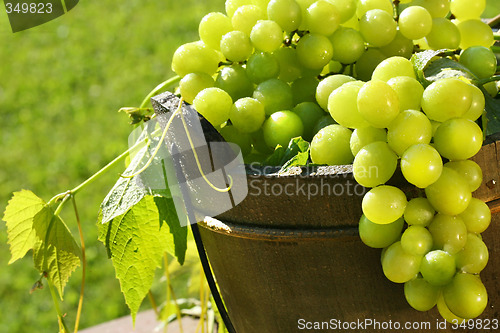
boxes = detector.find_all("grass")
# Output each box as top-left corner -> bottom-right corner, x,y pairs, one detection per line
0,0 -> 222,332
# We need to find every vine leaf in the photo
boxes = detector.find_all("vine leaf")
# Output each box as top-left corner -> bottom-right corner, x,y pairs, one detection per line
3,190 -> 45,264
98,195 -> 187,321
483,88 -> 500,136
264,137 -> 310,168
33,207 -> 81,299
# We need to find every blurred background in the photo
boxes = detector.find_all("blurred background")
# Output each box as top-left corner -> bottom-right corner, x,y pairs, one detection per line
1,1 -> 500,332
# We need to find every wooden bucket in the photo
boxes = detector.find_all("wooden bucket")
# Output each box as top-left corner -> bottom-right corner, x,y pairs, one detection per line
199,134 -> 500,333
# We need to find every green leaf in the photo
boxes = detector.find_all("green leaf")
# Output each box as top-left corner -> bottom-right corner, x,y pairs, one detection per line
3,190 -> 45,264
32,207 -> 81,299
482,87 -> 500,136
264,137 -> 310,169
98,195 -> 187,321
411,49 -> 446,86
424,58 -> 476,83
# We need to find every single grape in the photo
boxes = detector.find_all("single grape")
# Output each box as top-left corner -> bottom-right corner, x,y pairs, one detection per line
404,197 -> 435,226
428,214 -> 468,255
382,241 -> 421,284
219,125 -> 252,156
412,0 -> 450,18
421,77 -> 472,122
329,27 -> 365,64
199,12 -> 233,50
450,0 -> 486,20
310,124 -> 353,165
193,87 -> 233,127
253,0 -> 272,14
459,198 -> 491,234
425,167 -> 471,216
304,0 -> 340,36
312,115 -> 336,134
404,276 -> 441,312
354,48 -> 387,81
327,0 -> 356,23
401,144 -> 443,188
425,18 -> 461,50
359,9 -> 397,47
251,128 -> 273,154
220,30 -> 254,62
296,0 -> 316,30
232,5 -> 265,35
172,41 -> 222,77
291,76 -> 319,105
292,102 -> 324,141
356,0 -> 394,17
459,46 -> 497,79
398,6 -> 433,40
387,110 -> 432,156
387,76 -> 424,112
379,31 -> 414,59
350,126 -> 387,156
353,141 -> 398,188
315,74 -> 356,110
267,0 -> 302,32
215,65 -> 254,101
272,47 -> 303,82
437,293 -> 468,325
246,52 -> 280,83
296,33 -> 334,70
225,0 -> 253,17
455,233 -> 489,274
484,81 -> 499,97
250,20 -> 283,52
357,80 -> 400,128
444,160 -> 482,192
463,84 -> 486,121
433,118 -> 483,161
253,78 -> 293,115
229,97 -> 266,133
328,81 -> 370,129
443,273 -> 488,319
359,215 -> 404,248
262,110 -> 304,148
401,225 -> 433,256
372,56 -> 416,82
179,72 -> 215,104
362,185 -> 407,224
456,19 -> 494,50
420,250 -> 456,286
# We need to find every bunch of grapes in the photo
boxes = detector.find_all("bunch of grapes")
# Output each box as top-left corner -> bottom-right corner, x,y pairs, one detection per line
170,0 -> 498,323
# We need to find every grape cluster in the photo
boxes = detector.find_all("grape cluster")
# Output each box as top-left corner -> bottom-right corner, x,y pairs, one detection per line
170,0 -> 498,322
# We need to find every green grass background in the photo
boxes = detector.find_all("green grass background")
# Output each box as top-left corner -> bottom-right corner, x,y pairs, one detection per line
0,1 -> 221,332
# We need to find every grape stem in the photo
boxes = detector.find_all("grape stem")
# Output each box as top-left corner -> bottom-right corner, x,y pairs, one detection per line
475,75 -> 500,86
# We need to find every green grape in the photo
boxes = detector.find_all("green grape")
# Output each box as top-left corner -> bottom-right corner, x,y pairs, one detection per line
359,9 -> 397,47
425,167 -> 471,216
193,87 -> 233,127
430,120 -> 441,136
443,273 -> 488,319
296,33 -> 334,70
292,102 -> 324,141
179,72 -> 215,104
315,74 -> 355,110
272,47 -> 303,82
251,128 -> 273,154
350,126 -> 387,156
229,97 -> 266,133
225,0 -> 252,17
246,52 -> 280,83
215,65 -> 254,101
199,12 -> 233,50
425,18 -> 461,50
353,141 -> 398,188
354,48 -> 387,81
379,31 -> 414,59
450,0 -> 486,20
372,56 -> 416,82
342,13 -> 360,29
291,76 -> 319,105
457,19 -> 495,50
455,233 -> 489,274
356,0 -> 394,17
444,160 -> 482,192
421,77 -> 472,122
310,124 -> 353,164
404,197 -> 435,226
357,80 -> 400,128
420,250 -> 456,286
387,76 -> 424,112
312,115 -> 336,134
232,5 -> 265,35
329,28 -> 365,64
327,0 -> 356,23
328,81 -> 370,129
459,46 -> 497,79
296,0 -> 316,30
401,225 -> 433,256
433,118 -> 483,161
437,293 -> 468,325
459,198 -> 491,234
387,109 -> 432,156
404,276 -> 440,312
428,214 -> 467,254
362,185 -> 407,224
220,31 -> 254,62
253,78 -> 293,115
253,0 -> 271,14
463,84 -> 485,121
484,81 -> 499,97
305,0 -> 340,36
359,215 -> 404,248
262,110 -> 304,148
401,144 -> 442,188
412,0 -> 450,18
172,41 -> 222,77
267,0 -> 302,32
250,20 -> 283,52
398,6 -> 433,40
219,125 -> 252,156
382,241 -> 421,283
